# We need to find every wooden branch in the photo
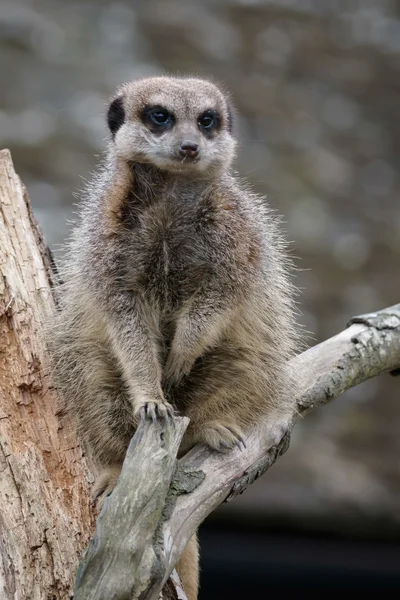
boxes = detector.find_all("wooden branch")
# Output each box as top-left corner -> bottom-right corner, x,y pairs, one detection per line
74,302 -> 400,598
74,417 -> 190,600
0,149 -> 94,598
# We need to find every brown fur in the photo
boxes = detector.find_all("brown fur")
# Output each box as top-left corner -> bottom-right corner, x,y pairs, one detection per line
47,76 -> 300,600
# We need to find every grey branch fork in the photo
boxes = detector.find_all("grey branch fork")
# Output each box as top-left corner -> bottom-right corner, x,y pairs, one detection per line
74,305 -> 400,600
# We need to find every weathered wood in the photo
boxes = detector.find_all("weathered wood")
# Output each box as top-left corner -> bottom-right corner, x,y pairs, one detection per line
74,417 -> 190,600
75,303 -> 400,599
0,149 -> 94,599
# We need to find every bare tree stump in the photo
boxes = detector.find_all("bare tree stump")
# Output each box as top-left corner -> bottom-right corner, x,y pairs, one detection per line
0,149 -> 93,599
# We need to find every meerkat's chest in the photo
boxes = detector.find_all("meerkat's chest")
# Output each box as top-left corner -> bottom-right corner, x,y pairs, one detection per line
128,200 -> 215,305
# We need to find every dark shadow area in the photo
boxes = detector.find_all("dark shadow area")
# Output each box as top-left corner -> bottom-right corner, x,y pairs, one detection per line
199,521 -> 400,596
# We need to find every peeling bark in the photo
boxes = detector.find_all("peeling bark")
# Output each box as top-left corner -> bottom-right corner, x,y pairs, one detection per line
0,149 -> 94,599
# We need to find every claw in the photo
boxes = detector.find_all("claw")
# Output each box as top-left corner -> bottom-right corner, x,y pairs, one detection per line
219,441 -> 232,450
148,404 -> 157,424
90,490 -> 101,506
137,401 -> 174,424
157,403 -> 166,418
234,440 -> 243,452
224,426 -> 247,450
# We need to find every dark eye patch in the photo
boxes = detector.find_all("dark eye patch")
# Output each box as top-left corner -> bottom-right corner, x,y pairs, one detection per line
107,96 -> 125,137
198,109 -> 221,136
142,105 -> 174,133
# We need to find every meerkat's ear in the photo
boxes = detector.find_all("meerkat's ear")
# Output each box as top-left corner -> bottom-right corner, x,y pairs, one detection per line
107,96 -> 125,137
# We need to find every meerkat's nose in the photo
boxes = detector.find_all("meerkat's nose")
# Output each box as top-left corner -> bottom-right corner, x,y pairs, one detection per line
179,141 -> 199,159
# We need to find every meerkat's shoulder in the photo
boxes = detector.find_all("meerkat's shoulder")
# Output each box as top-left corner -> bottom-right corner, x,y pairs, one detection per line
215,173 -> 273,215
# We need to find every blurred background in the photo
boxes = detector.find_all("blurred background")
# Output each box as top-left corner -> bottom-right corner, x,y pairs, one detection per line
1,0 -> 399,594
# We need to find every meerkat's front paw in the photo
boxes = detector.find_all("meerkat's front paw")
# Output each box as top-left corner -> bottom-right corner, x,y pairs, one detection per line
135,399 -> 174,423
197,420 -> 246,452
91,465 -> 122,511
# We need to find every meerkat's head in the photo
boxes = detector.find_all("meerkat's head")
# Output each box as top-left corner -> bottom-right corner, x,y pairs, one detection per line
106,76 -> 236,177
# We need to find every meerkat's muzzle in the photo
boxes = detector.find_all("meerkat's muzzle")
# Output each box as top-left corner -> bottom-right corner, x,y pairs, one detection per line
179,141 -> 199,159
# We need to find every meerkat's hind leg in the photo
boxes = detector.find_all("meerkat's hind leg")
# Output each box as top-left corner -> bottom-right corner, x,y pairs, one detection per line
176,532 -> 199,600
195,420 -> 246,452
176,346 -> 276,455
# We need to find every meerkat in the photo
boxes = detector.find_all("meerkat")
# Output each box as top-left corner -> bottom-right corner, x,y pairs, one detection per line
48,76 -> 299,600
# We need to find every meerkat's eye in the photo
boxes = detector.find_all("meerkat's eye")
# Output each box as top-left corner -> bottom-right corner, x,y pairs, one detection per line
198,110 -> 219,132
151,109 -> 171,125
142,106 -> 174,132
